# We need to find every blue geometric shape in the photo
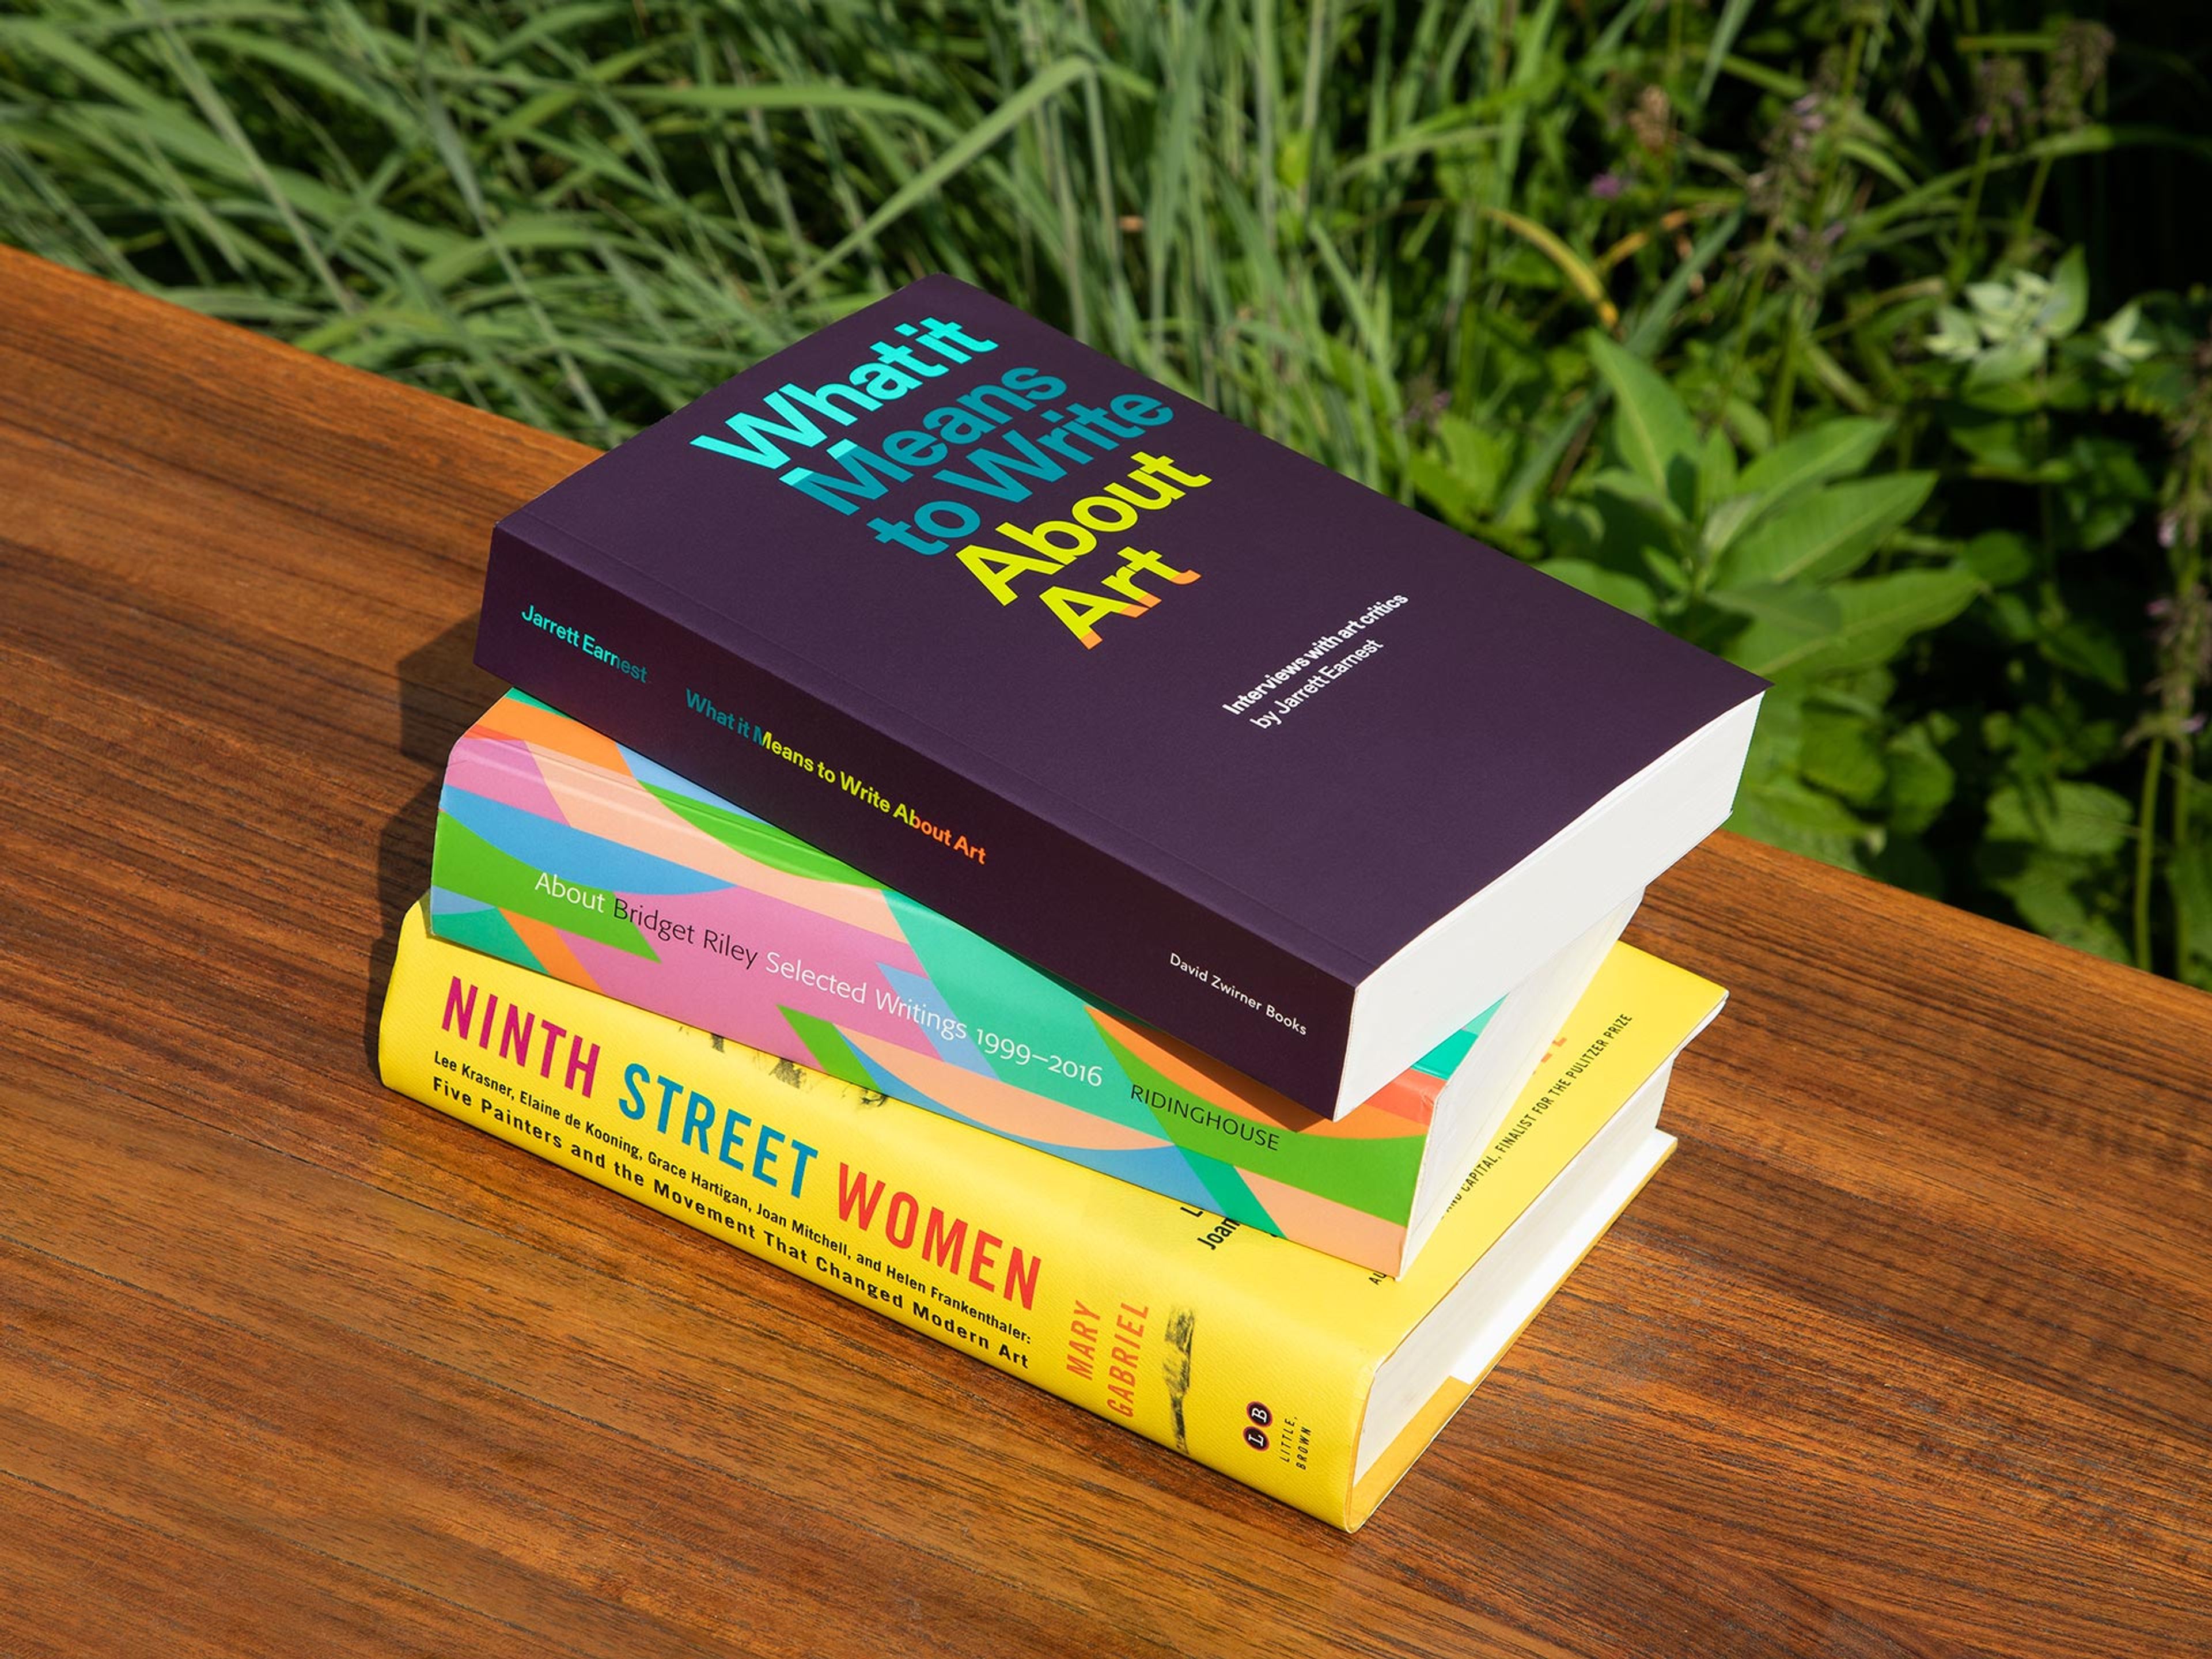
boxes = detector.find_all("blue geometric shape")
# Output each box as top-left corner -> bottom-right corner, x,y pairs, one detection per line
441,785 -> 729,896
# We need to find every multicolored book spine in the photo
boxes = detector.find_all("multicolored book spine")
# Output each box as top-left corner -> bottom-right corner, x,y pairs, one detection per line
430,692 -> 1633,1275
378,899 -> 1719,1529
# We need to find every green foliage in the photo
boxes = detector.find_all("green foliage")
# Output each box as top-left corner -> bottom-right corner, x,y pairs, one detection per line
4,0 -> 2211,983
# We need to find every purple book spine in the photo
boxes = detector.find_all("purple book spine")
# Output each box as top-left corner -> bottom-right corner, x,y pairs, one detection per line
476,522 -> 1359,1108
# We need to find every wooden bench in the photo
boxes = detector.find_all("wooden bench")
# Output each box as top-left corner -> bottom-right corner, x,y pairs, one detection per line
3,246 -> 2205,1657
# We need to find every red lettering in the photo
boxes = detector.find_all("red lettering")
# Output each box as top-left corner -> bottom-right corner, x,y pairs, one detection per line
1005,1246 -> 1041,1310
535,1018 -> 569,1079
565,1036 -> 600,1097
1107,1363 -> 1137,1419
922,1210 -> 968,1274
497,1005 -> 535,1066
885,1191 -> 919,1248
967,1230 -> 1002,1294
836,1165 -> 885,1228
441,978 -> 478,1039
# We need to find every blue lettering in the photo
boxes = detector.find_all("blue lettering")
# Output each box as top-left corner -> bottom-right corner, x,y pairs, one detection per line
718,1107 -> 753,1172
680,1090 -> 715,1153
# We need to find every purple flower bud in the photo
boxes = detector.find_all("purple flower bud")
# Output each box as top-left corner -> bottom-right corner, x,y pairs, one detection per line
1590,172 -> 1624,199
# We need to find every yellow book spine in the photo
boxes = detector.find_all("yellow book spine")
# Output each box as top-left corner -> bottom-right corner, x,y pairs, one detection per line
378,899 -> 1713,1527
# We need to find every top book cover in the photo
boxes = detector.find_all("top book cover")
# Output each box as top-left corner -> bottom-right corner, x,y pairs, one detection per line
478,274 -> 1766,1117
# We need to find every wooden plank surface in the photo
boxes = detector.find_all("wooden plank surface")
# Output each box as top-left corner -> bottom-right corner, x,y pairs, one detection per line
2,245 -> 2206,1658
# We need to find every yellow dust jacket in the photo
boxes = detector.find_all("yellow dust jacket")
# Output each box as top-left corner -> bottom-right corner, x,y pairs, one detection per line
378,898 -> 1722,1529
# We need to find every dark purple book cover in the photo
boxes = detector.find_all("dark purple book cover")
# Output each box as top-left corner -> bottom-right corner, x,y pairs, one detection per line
478,275 -> 1764,1113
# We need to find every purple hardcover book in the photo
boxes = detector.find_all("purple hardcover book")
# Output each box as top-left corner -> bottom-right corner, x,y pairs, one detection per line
477,275 -> 1764,1116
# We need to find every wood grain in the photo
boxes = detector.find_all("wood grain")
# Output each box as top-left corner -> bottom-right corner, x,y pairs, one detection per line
2,245 -> 2207,1658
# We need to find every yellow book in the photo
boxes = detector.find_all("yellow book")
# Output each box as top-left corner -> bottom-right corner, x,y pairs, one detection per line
378,898 -> 1724,1529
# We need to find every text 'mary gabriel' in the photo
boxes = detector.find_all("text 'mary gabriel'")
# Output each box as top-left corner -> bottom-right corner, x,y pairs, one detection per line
478,275 -> 1767,1116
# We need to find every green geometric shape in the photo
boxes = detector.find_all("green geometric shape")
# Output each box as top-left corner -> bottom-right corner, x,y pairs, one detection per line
779,1004 -> 877,1093
1412,998 -> 1501,1080
432,809 -> 658,959
1092,1022 -> 1423,1222
641,783 -> 877,887
430,903 -> 548,976
884,889 -> 1143,1125
1168,1145 -> 1277,1232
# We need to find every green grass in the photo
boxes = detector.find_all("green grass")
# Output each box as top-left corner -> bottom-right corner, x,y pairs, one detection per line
6,0 -> 2212,983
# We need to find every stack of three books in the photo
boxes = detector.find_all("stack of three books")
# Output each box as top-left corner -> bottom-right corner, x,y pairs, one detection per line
376,277 -> 1766,1530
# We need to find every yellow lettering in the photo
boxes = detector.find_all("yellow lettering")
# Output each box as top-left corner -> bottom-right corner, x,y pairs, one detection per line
957,543 -> 1062,605
1040,585 -> 1145,649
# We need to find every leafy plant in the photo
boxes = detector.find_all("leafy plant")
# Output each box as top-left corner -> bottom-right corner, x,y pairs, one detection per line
1414,332 -> 1971,873
4,0 -> 2210,982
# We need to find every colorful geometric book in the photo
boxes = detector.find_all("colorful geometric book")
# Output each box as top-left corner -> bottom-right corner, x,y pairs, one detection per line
431,691 -> 1638,1276
378,897 -> 1723,1529
475,274 -> 1766,1116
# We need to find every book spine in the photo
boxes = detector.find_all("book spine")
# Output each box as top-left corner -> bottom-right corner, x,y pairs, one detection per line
378,900 -> 1372,1527
475,520 -> 1360,1111
430,696 -> 1438,1273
